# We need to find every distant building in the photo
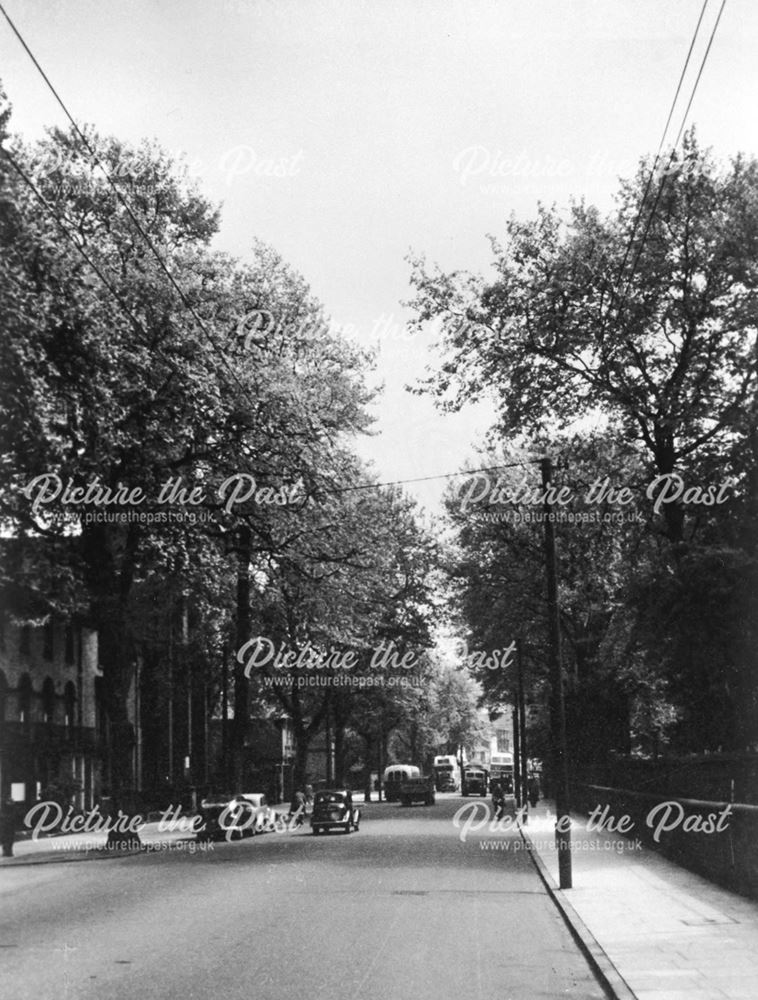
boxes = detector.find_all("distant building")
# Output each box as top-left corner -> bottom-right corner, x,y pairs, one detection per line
0,614 -> 322,813
0,618 -> 113,811
464,707 -> 515,765
492,711 -> 515,756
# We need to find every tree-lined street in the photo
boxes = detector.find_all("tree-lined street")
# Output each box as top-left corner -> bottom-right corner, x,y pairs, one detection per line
0,798 -> 605,1000
2,5 -> 758,999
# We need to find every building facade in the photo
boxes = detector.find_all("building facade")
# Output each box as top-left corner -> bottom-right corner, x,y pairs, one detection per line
0,619 -> 109,812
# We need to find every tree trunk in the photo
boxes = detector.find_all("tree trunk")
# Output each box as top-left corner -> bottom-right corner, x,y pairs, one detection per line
331,693 -> 352,787
292,727 -> 310,792
333,721 -> 345,787
363,735 -> 373,801
232,524 -> 251,790
81,521 -> 141,815
652,434 -> 685,544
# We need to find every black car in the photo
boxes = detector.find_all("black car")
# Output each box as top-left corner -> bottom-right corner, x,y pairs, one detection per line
196,795 -> 255,842
310,789 -> 361,835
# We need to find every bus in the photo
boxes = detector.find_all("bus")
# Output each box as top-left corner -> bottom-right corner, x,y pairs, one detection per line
433,754 -> 461,792
489,752 -> 514,793
462,764 -> 489,797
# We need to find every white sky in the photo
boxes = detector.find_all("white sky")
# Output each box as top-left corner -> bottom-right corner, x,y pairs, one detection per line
1,0 -> 756,515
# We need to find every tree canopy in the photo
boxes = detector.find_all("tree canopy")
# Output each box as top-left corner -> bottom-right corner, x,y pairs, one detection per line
411,133 -> 758,759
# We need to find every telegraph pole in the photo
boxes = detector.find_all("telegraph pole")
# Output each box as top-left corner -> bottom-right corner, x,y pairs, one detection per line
541,457 -> 572,889
512,703 -> 522,805
517,638 -> 528,821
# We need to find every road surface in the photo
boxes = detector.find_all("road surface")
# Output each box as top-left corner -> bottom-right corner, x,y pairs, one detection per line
0,795 -> 606,1000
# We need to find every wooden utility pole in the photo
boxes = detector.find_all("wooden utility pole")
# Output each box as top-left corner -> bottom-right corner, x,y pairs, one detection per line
517,638 -> 528,821
541,457 -> 572,889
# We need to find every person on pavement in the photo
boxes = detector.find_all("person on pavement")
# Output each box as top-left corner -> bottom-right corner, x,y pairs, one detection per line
289,789 -> 306,826
491,781 -> 505,820
528,774 -> 540,809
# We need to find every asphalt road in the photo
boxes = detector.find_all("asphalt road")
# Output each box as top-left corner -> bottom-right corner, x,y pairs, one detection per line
0,795 -> 606,1000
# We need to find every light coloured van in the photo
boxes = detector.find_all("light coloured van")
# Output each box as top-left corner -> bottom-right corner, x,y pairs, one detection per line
382,764 -> 420,802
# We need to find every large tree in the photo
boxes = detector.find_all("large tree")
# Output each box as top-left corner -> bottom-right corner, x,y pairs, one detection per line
239,480 -> 437,789
408,131 -> 758,544
0,115 -> 374,800
409,132 -> 758,757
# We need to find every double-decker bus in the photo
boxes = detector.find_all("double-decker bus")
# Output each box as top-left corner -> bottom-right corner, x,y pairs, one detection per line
432,754 -> 461,792
489,751 -> 514,793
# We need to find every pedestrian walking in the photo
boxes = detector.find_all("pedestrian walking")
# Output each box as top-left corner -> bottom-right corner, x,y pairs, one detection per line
527,774 -> 540,809
289,789 -> 306,826
491,781 -> 505,820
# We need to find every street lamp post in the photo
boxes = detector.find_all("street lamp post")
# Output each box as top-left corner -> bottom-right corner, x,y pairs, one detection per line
517,639 -> 528,820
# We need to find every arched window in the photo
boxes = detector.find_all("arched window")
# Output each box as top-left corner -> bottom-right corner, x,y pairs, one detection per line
64,681 -> 77,729
41,676 -> 56,724
18,673 -> 32,725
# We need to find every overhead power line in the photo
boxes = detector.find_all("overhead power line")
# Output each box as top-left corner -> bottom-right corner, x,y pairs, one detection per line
2,144 -> 182,379
621,0 -> 727,295
0,0 -> 257,415
607,0 -> 709,319
328,461 -> 541,495
2,152 -> 541,501
609,0 -> 727,324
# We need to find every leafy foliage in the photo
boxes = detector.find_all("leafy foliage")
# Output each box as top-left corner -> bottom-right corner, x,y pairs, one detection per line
410,136 -> 758,757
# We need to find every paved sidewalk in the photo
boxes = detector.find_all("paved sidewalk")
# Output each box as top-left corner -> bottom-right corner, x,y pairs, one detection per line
519,801 -> 758,1000
0,822 -> 195,866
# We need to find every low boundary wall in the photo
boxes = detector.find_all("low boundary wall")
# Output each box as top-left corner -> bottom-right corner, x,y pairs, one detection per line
575,783 -> 758,900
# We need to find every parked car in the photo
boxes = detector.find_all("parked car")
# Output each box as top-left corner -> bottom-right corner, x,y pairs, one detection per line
310,789 -> 361,835
462,767 -> 488,797
399,775 -> 436,806
195,791 -> 278,841
230,792 -> 278,833
196,795 -> 251,842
